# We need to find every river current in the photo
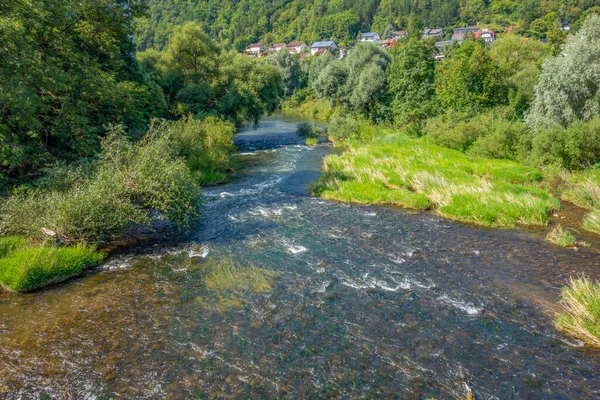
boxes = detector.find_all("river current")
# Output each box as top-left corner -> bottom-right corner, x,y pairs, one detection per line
1,115 -> 600,399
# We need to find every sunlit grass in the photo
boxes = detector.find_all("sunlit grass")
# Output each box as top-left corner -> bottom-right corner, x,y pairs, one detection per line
0,238 -> 105,292
555,275 -> 600,347
313,134 -> 559,228
546,225 -> 576,247
583,210 -> 600,234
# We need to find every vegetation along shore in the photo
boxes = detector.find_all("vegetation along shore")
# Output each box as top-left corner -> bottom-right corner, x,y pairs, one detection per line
2,0 -> 600,353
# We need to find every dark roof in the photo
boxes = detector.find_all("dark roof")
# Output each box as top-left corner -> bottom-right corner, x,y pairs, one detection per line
288,41 -> 306,47
361,32 -> 379,38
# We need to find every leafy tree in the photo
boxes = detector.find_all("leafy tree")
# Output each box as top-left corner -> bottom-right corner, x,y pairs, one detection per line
267,51 -> 307,97
0,0 -> 165,181
436,41 -> 506,112
165,22 -> 221,84
340,43 -> 392,117
526,14 -> 600,130
388,39 -> 438,124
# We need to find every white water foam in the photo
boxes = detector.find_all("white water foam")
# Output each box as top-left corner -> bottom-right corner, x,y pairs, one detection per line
288,245 -> 308,254
438,294 -> 483,315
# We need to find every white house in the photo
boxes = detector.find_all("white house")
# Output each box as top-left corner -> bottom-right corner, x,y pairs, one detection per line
360,32 -> 381,43
392,31 -> 407,40
310,41 -> 339,55
287,41 -> 308,54
245,43 -> 266,56
479,29 -> 496,43
268,43 -> 287,53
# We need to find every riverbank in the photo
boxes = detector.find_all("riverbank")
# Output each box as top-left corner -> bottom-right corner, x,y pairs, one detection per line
0,117 -> 236,293
2,116 -> 600,399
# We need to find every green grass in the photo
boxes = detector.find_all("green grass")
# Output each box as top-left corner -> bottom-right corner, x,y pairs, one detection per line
583,210 -> 600,234
306,137 -> 318,146
555,275 -> 600,347
312,134 -> 560,228
546,225 -> 576,247
561,170 -> 600,210
0,237 -> 105,292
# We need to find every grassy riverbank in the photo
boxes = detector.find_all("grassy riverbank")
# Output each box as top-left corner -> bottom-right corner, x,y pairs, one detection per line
312,133 -> 559,228
0,117 -> 236,293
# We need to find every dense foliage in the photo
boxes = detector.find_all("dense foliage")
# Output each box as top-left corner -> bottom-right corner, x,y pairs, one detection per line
135,0 -> 600,51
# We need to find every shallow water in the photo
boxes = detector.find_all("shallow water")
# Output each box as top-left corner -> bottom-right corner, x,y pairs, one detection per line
2,115 -> 600,399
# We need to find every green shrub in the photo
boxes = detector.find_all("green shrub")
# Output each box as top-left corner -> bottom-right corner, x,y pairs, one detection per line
0,124 -> 202,244
546,225 -> 576,247
424,109 -> 529,159
154,115 -> 236,177
530,119 -> 600,169
555,275 -> 600,347
0,243 -> 105,292
306,138 -> 319,146
297,122 -> 318,139
328,114 -> 380,143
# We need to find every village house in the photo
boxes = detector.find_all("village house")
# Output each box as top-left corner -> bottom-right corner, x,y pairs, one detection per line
360,32 -> 381,43
245,43 -> 266,56
310,40 -> 339,55
392,31 -> 407,40
268,43 -> 287,53
380,39 -> 397,49
478,29 -> 496,43
452,27 -> 481,42
287,41 -> 308,54
561,20 -> 571,31
422,28 -> 444,40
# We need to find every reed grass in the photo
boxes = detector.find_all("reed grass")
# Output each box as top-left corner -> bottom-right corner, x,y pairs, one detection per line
546,225 -> 576,247
555,275 -> 600,347
313,134 -> 559,228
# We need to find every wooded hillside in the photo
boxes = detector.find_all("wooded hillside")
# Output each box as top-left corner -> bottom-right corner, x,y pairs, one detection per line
135,0 -> 599,50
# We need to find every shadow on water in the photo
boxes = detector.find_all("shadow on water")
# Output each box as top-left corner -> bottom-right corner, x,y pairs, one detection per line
1,115 -> 600,399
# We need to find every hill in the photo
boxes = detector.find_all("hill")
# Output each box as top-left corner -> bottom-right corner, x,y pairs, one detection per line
135,0 -> 598,51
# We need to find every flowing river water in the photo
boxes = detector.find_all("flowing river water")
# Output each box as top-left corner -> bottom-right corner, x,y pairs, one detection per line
2,115 -> 600,399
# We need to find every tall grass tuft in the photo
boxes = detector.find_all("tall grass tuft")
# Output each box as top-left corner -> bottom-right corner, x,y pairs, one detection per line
546,225 -> 576,247
583,210 -> 600,234
555,275 -> 600,347
0,241 -> 105,292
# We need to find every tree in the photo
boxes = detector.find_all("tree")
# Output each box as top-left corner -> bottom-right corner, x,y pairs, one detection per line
526,14 -> 600,130
267,51 -> 306,97
388,39 -> 438,124
0,0 -> 165,181
436,41 -> 506,112
165,22 -> 221,84
339,43 -> 392,117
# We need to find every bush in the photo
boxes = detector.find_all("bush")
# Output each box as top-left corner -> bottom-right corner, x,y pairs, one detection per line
328,114 -> 379,143
297,122 -> 318,139
0,124 -> 202,244
153,116 -> 236,177
424,109 -> 529,159
555,275 -> 600,347
0,241 -> 105,292
529,119 -> 600,170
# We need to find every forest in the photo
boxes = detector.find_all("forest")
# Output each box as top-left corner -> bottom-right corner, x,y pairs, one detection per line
135,0 -> 600,50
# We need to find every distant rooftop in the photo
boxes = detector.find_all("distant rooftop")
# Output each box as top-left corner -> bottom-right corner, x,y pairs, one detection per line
312,41 -> 336,48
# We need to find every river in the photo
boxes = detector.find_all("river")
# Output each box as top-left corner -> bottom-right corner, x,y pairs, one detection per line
1,115 -> 600,399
